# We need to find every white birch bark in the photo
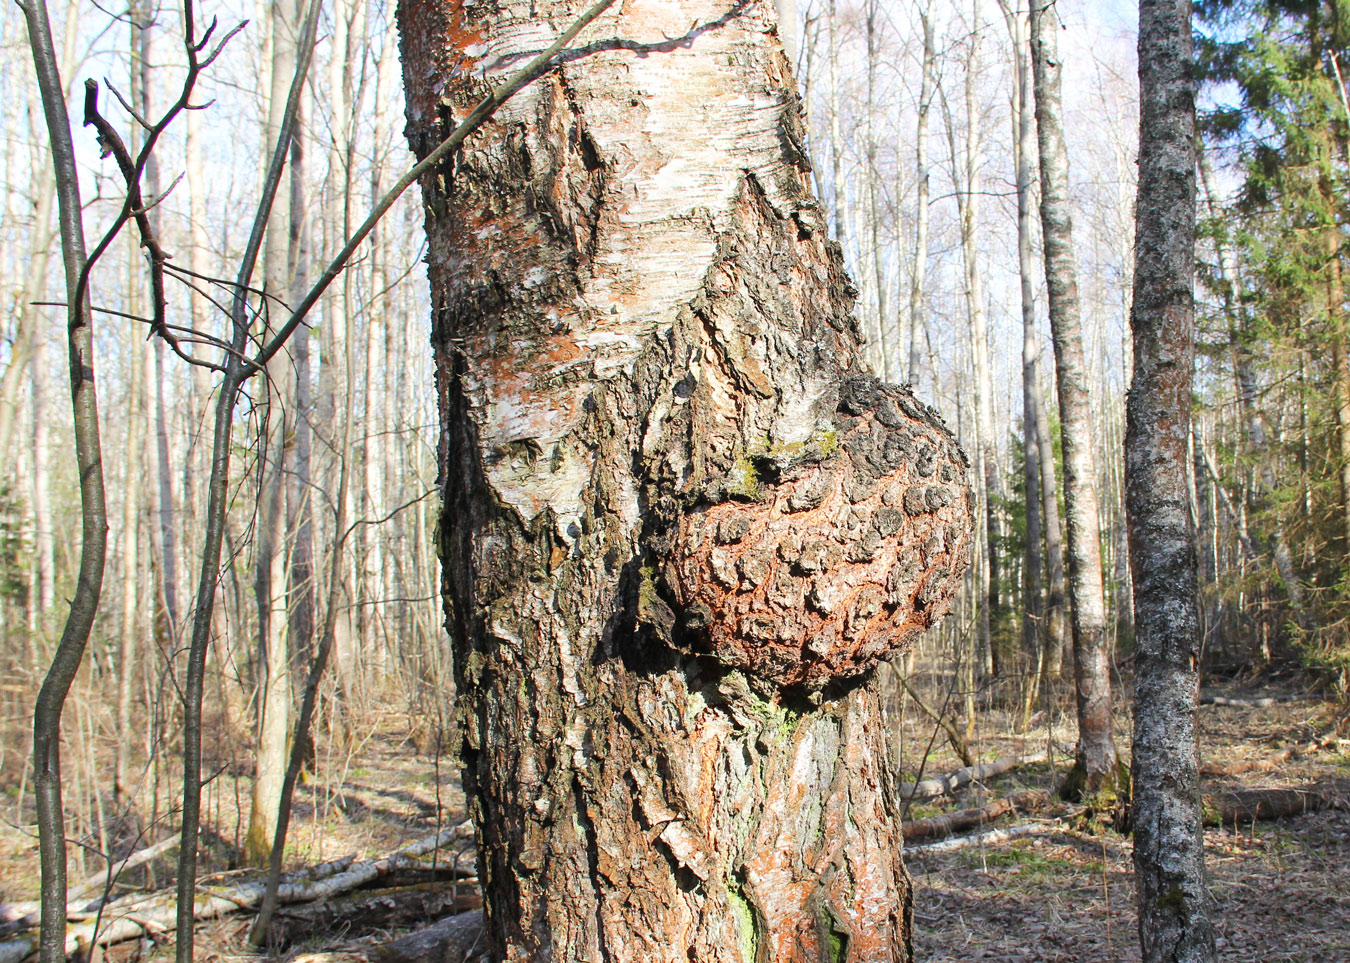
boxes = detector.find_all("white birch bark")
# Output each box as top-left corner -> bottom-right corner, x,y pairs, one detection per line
1031,0 -> 1120,791
945,12 -> 1003,675
907,0 -> 936,392
863,0 -> 890,377
826,0 -> 851,251
30,335 -> 53,615
246,0 -> 303,866
1000,0 -> 1046,689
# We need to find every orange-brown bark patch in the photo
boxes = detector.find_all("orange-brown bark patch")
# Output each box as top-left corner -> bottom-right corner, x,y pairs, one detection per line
669,387 -> 971,691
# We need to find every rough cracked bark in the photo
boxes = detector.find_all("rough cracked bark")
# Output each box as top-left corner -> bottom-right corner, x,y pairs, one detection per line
1127,3 -> 1216,961
1030,0 -> 1120,795
397,2 -> 973,959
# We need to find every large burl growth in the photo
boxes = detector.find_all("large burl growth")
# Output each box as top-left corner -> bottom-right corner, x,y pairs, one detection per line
399,1 -> 972,959
665,376 -> 968,692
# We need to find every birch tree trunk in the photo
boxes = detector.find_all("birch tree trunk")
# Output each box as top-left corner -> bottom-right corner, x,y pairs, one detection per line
1127,2 -> 1216,959
827,0 -> 851,252
184,28 -> 213,523
119,9 -> 150,794
31,337 -> 54,616
3,132 -> 56,477
948,14 -> 1003,677
398,2 -> 973,959
18,105 -> 58,617
1036,363 -> 1067,677
1001,0 -> 1045,688
864,0 -> 890,378
1031,0 -> 1120,794
116,321 -> 144,800
287,76 -> 314,708
908,0 -> 936,394
245,0 -> 303,866
132,15 -> 181,639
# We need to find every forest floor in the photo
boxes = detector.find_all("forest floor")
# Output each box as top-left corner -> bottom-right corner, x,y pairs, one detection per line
907,678 -> 1350,963
1,680 -> 1347,961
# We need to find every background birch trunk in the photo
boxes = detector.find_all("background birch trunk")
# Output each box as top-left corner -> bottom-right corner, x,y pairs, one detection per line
30,339 -> 53,618
944,17 -> 1002,679
117,8 -> 152,798
133,14 -> 181,641
1035,365 -> 1068,678
826,0 -> 851,252
245,0 -> 303,866
1127,2 -> 1216,959
1031,0 -> 1121,795
17,96 -> 60,620
398,1 -> 973,958
907,0 -> 936,395
1000,0 -> 1045,706
863,0 -> 890,378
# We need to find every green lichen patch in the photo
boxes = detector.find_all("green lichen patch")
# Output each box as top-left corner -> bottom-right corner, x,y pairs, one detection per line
726,876 -> 760,963
726,453 -> 766,502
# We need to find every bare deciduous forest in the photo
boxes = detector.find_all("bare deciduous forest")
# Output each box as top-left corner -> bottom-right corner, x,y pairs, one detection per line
0,0 -> 1347,960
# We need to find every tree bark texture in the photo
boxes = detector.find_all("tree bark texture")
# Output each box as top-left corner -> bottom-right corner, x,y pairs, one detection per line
398,2 -> 973,959
1030,0 -> 1119,792
1127,3 -> 1216,961
1036,363 -> 1067,678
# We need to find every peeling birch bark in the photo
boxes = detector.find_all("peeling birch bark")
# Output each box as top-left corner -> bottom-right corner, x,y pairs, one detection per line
397,2 -> 973,959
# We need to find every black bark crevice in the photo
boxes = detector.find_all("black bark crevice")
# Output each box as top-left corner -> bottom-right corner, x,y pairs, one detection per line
573,775 -> 613,962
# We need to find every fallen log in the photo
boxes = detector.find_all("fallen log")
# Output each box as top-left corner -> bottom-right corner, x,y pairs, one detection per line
1203,785 -> 1348,827
0,830 -> 473,963
901,790 -> 1050,843
375,911 -> 485,963
906,821 -> 1064,855
0,846 -> 359,938
1200,731 -> 1340,777
0,835 -> 182,937
1199,693 -> 1307,708
68,835 -> 180,902
265,881 -> 481,949
898,754 -> 1046,801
